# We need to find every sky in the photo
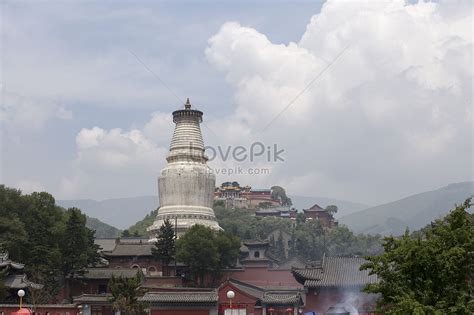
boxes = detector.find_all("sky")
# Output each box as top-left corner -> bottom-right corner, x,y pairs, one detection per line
1,0 -> 473,206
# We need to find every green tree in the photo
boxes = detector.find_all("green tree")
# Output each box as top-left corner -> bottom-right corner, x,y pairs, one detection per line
0,186 -> 101,303
275,231 -> 286,260
108,274 -> 147,315
61,208 -> 100,277
258,201 -> 273,209
271,186 -> 292,206
127,209 -> 159,236
213,200 -> 225,208
295,220 -> 324,260
327,225 -> 357,256
151,219 -> 176,275
175,225 -> 240,286
215,231 -> 241,271
296,213 -> 306,225
23,192 -> 65,301
325,205 -> 338,216
121,229 -> 131,237
176,225 -> 219,286
361,199 -> 474,314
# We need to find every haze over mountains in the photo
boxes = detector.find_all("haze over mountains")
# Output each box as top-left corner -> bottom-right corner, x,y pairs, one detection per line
58,194 -> 367,230
340,182 -> 474,235
290,196 -> 369,218
59,182 -> 473,237
58,195 -> 159,229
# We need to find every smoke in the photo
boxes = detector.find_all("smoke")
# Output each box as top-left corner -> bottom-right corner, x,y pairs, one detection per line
339,290 -> 360,314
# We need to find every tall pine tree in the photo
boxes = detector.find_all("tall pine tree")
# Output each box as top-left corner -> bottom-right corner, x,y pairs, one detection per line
61,208 -> 100,278
151,219 -> 175,275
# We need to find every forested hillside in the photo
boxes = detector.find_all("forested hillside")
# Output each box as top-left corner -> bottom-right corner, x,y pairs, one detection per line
0,185 -> 100,303
86,216 -> 121,238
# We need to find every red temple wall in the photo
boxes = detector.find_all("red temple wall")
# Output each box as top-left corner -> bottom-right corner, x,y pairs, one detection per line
0,305 -> 78,315
218,283 -> 262,315
105,257 -> 161,273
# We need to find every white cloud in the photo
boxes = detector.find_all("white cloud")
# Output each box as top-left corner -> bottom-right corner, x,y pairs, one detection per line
8,0 -> 471,205
60,118 -> 169,198
142,112 -> 174,146
16,179 -> 45,194
74,127 -> 167,171
0,91 -> 72,132
205,0 -> 473,203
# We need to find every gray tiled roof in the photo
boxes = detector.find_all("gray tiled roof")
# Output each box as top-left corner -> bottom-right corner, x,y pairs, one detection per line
4,275 -> 43,289
243,240 -> 269,246
293,257 -> 378,288
272,256 -> 306,271
103,243 -> 154,256
139,291 -> 218,304
79,268 -> 140,279
226,279 -> 301,304
73,294 -> 112,303
0,252 -> 25,270
292,266 -> 321,281
229,279 -> 264,299
304,204 -> 324,211
94,239 -> 117,252
262,292 -> 301,305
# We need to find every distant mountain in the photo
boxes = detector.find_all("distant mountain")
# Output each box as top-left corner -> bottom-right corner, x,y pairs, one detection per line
289,195 -> 370,218
86,216 -> 121,238
59,194 -> 367,229
57,196 -> 159,229
339,182 -> 474,236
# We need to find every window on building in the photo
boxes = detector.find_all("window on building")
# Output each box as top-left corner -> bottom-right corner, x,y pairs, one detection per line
131,264 -> 140,269
98,284 -> 107,294
254,251 -> 260,258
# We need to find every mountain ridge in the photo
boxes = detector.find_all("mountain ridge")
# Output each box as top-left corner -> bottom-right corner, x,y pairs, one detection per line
339,181 -> 474,235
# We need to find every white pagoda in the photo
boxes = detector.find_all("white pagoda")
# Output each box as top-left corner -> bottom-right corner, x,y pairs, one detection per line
148,98 -> 221,237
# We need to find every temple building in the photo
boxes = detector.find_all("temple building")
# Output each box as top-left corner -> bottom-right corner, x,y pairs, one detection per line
292,256 -> 379,314
214,182 -> 282,209
148,99 -> 221,237
302,204 -> 338,229
0,252 -> 43,303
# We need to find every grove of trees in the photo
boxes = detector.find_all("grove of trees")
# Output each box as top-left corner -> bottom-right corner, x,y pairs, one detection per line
361,198 -> 474,314
175,225 -> 240,286
214,203 -> 382,260
0,185 -> 100,303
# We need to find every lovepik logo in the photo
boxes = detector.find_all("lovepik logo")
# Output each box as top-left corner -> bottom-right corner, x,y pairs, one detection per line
204,142 -> 285,163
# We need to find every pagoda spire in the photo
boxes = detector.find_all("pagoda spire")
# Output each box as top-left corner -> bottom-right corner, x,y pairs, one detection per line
185,98 -> 191,109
